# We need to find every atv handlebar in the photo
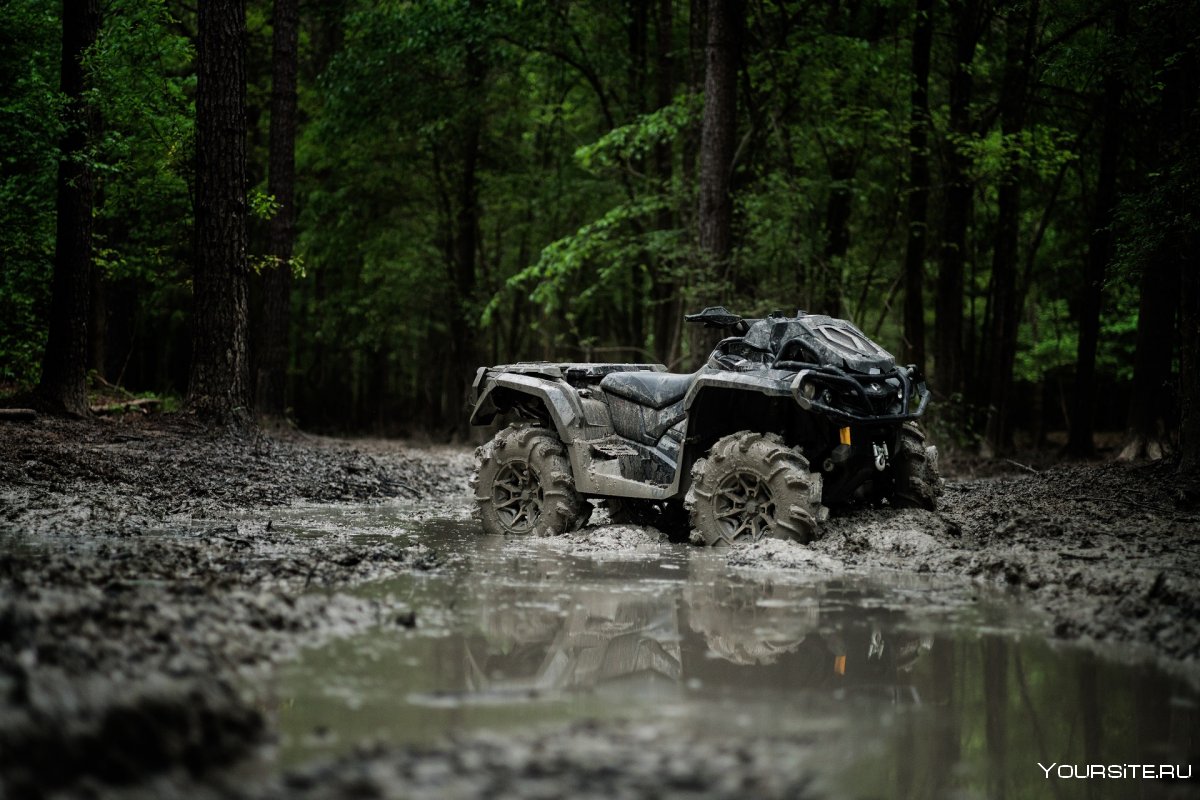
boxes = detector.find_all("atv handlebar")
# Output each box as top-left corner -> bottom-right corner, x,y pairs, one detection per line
684,306 -> 752,334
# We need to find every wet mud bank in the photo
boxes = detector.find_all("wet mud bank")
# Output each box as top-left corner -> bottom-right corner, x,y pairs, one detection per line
1,415 -> 1198,797
0,525 -> 448,797
732,460 -> 1200,666
0,416 -> 470,797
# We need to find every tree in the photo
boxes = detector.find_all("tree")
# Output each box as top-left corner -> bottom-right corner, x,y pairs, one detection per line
649,0 -> 678,365
902,0 -> 933,371
983,0 -> 1038,455
697,0 -> 741,279
1067,2 -> 1126,457
188,0 -> 250,422
692,0 -> 742,365
1118,1 -> 1196,463
1181,243 -> 1199,481
448,0 -> 486,435
934,0 -> 985,400
255,0 -> 299,418
36,0 -> 100,417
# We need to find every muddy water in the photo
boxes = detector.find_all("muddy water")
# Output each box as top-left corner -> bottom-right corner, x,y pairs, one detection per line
269,511 -> 1198,799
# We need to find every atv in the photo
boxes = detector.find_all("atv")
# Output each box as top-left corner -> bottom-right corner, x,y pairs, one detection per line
469,307 -> 941,546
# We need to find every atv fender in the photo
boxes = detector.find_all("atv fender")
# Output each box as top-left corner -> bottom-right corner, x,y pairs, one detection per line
470,371 -> 584,442
682,370 -> 795,405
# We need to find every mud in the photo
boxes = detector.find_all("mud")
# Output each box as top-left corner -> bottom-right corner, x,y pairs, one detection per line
735,461 -> 1200,667
1,415 -> 1198,798
0,415 -> 473,535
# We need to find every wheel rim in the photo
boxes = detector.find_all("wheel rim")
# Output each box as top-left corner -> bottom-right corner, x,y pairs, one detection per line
492,461 -> 543,533
713,470 -> 776,542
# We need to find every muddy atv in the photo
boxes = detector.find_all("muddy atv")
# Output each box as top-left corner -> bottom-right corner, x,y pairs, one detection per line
469,307 -> 941,546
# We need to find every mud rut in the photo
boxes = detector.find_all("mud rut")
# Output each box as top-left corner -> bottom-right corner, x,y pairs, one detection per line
0,416 -> 1197,798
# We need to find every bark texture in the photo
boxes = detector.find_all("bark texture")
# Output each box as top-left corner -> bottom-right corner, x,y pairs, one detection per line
256,0 -> 299,418
650,0 -> 678,365
983,2 -> 1037,455
902,0 -> 933,371
697,0 -> 742,264
1122,11 -> 1194,464
188,0 -> 251,422
934,0 -> 983,399
1067,3 -> 1126,457
37,0 -> 100,417
819,152 -> 853,317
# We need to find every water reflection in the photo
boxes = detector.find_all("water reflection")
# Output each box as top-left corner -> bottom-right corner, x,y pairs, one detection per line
274,526 -> 1198,800
467,589 -> 683,694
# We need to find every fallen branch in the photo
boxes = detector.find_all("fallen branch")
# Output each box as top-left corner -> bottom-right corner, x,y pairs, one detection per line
90,397 -> 161,415
0,407 -> 37,421
1004,458 -> 1040,475
91,373 -> 137,398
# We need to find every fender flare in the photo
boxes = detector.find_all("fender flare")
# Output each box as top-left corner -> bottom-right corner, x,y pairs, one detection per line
670,372 -> 797,489
682,371 -> 795,408
470,372 -> 584,443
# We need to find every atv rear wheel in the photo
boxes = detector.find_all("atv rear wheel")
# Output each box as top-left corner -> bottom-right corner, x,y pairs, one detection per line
686,432 -> 826,546
474,425 -> 592,536
889,422 -> 942,510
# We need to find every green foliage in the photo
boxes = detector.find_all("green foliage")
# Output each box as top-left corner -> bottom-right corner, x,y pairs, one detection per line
574,94 -> 699,175
0,0 -> 1186,437
0,0 -> 61,382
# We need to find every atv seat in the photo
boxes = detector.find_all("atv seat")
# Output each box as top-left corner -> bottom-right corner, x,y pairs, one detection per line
600,370 -> 696,409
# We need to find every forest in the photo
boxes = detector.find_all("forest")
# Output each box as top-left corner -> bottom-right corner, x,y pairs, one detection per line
2,0 -> 1198,467
4,3 -> 1200,796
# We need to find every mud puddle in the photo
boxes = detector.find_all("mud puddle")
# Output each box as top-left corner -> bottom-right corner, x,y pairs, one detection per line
266,515 -> 1198,800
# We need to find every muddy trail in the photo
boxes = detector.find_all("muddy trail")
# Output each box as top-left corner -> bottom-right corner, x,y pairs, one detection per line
1,415 -> 1197,799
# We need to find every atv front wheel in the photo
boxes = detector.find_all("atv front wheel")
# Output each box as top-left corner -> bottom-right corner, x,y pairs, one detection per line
889,422 -> 942,510
686,432 -> 826,546
474,425 -> 592,536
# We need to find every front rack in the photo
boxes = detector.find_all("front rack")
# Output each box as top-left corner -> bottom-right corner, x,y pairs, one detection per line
774,360 -> 930,424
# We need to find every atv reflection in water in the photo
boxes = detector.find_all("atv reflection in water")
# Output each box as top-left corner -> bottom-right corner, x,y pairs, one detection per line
273,520 -> 1200,800
465,560 -> 930,706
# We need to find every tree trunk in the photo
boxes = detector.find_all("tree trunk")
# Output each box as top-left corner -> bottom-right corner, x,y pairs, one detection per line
1182,242 -> 1200,480
627,0 -> 649,349
256,0 -> 299,418
690,0 -> 741,367
1170,30 -> 1199,480
697,0 -> 741,266
1067,4 -> 1126,457
89,269 -> 106,378
449,13 -> 485,436
934,0 -> 983,399
902,0 -> 933,371
819,152 -> 853,317
650,0 -> 677,365
1121,18 -> 1194,464
36,0 -> 100,418
1121,262 -> 1179,461
188,0 -> 251,423
983,2 -> 1037,456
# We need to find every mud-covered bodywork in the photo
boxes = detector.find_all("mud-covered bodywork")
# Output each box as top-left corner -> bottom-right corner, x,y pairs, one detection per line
470,309 -> 931,510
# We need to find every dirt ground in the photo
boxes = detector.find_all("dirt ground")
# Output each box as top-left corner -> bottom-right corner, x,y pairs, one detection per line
1,414 -> 1197,798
